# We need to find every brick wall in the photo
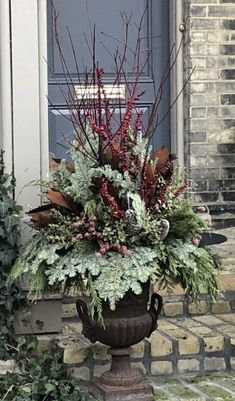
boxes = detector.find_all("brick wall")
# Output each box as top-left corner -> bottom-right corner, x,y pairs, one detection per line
185,0 -> 235,209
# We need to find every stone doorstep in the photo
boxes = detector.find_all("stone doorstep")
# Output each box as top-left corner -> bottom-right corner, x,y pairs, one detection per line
31,312 -> 235,381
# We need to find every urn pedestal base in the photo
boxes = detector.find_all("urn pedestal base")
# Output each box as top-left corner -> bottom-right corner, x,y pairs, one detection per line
90,348 -> 154,401
91,379 -> 154,401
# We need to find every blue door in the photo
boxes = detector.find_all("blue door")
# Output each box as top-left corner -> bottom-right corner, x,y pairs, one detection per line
47,0 -> 170,159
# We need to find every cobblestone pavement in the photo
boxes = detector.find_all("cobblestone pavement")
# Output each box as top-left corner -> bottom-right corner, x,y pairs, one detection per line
150,372 -> 235,400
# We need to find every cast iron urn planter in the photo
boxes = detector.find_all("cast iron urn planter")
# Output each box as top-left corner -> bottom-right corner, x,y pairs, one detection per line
76,281 -> 163,401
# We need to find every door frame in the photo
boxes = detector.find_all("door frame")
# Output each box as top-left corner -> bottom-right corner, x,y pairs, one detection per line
0,0 -> 184,207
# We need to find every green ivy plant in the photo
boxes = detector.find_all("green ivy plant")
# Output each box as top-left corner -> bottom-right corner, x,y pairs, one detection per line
0,150 -> 25,359
0,341 -> 98,401
0,150 -> 22,272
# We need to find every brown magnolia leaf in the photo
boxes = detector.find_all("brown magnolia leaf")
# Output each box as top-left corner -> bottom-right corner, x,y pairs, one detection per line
27,205 -> 53,229
145,162 -> 155,184
47,189 -> 74,210
152,146 -> 169,172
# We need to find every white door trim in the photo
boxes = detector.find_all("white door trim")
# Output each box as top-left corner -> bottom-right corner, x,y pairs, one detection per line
0,0 -> 13,171
0,0 -> 49,207
170,0 -> 185,167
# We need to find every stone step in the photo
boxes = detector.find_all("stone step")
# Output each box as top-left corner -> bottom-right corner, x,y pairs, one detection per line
35,312 -> 235,382
211,212 -> 235,230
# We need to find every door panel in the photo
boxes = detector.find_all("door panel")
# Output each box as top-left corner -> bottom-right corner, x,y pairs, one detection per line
47,0 -> 170,158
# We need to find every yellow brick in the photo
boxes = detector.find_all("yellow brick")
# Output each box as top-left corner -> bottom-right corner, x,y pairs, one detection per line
63,343 -> 89,364
178,359 -> 200,373
204,357 -> 225,371
212,301 -> 231,314
93,364 -> 111,377
131,362 -> 146,375
231,337 -> 235,346
188,301 -> 209,315
150,332 -> 173,357
36,335 -> 52,354
151,361 -> 173,376
230,357 -> 235,370
62,321 -> 83,335
92,343 -> 110,360
62,303 -> 77,318
164,302 -> 184,317
178,335 -> 200,355
132,341 -> 145,358
70,367 -> 90,381
0,360 -> 16,374
204,336 -> 224,353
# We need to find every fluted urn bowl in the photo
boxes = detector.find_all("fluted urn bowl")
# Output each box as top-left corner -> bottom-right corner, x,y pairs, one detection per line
76,281 -> 162,347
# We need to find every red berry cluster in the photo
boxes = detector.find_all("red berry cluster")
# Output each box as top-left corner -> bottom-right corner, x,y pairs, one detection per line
100,178 -> 125,219
97,240 -> 130,256
73,216 -> 103,241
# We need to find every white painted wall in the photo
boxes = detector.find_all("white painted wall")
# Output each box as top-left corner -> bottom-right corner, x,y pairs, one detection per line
0,0 -> 49,208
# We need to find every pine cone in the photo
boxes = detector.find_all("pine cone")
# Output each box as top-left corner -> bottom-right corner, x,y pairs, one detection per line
125,209 -> 142,235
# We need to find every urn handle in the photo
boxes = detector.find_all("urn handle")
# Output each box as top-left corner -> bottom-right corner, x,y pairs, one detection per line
148,293 -> 163,335
76,297 -> 89,322
76,297 -> 97,343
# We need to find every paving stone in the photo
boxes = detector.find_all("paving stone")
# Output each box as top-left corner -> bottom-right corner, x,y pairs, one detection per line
197,382 -> 234,400
173,318 -> 202,329
153,389 -> 171,400
189,325 -> 213,337
193,315 -> 225,326
169,383 -> 204,400
216,324 -> 235,337
216,314 -> 235,325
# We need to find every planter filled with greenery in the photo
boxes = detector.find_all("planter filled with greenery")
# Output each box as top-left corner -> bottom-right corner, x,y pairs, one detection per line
9,10 -> 219,401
